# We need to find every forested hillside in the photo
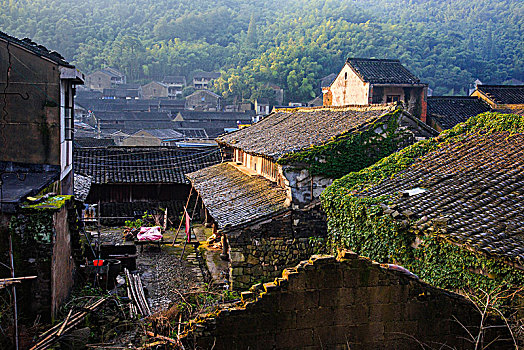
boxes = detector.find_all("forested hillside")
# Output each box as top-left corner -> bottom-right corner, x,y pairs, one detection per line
1,0 -> 522,102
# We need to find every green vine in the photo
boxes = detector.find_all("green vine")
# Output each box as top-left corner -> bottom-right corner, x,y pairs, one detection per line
321,111 -> 524,304
277,109 -> 413,178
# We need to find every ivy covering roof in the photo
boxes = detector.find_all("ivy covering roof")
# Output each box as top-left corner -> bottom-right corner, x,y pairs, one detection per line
323,112 -> 524,267
186,162 -> 290,230
217,104 -> 400,161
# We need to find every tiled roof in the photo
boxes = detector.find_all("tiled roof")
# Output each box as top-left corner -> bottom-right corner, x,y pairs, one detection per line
177,128 -> 209,139
74,146 -> 222,184
0,162 -> 60,212
163,76 -> 186,84
427,96 -> 491,129
187,163 -> 290,230
363,130 -> 524,265
135,129 -> 185,140
0,31 -> 72,67
186,89 -> 221,99
193,72 -> 221,80
102,88 -> 139,98
99,68 -> 125,78
346,58 -> 421,85
74,137 -> 116,148
175,111 -> 254,121
320,73 -> 337,88
74,173 -> 92,202
476,85 -> 524,105
217,105 -> 402,160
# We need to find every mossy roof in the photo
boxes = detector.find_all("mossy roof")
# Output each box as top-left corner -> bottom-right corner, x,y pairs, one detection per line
324,112 -> 524,266
217,104 -> 398,161
186,162 -> 289,231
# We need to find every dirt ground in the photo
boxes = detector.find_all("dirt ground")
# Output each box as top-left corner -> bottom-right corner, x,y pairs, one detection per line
74,223 -> 230,348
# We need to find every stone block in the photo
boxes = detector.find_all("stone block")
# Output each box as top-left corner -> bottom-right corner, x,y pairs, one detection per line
369,303 -> 403,323
263,282 -> 279,293
279,292 -> 297,311
276,328 -> 315,348
309,254 -> 335,265
241,291 -> 255,303
333,305 -> 369,326
342,268 -> 363,288
296,307 -> 334,328
294,290 -> 320,310
230,250 -> 245,263
315,325 -> 355,346
338,249 -> 358,260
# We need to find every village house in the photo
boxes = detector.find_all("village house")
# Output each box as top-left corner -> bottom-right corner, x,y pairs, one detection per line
185,89 -> 221,111
471,84 -> 524,112
73,146 -> 222,225
193,71 -> 220,89
90,111 -> 175,134
122,129 -> 185,146
321,111 -> 524,334
162,75 -> 186,98
323,58 -> 428,120
427,85 -> 524,131
85,67 -> 126,91
173,110 -> 255,138
141,81 -> 169,99
426,96 -> 491,131
187,104 -> 436,289
102,83 -> 141,100
0,31 -> 84,322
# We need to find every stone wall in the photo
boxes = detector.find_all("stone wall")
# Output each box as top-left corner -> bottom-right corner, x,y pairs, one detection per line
227,206 -> 327,290
183,251 -> 512,350
5,200 -> 77,321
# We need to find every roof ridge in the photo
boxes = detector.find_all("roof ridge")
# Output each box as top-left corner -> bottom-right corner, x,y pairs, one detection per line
477,84 -> 524,88
347,57 -> 401,63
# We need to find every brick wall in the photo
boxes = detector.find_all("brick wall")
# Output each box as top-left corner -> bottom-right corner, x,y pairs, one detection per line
183,251 -> 512,349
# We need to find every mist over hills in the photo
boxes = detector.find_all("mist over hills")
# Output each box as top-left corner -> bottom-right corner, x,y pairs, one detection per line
1,0 -> 522,102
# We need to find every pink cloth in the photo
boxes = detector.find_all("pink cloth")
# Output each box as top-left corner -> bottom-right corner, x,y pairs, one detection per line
137,226 -> 163,241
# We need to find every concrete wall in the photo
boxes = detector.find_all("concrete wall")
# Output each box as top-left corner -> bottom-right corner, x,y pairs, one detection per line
328,64 -> 370,106
51,206 -> 75,317
183,251 -> 512,350
0,40 -> 61,165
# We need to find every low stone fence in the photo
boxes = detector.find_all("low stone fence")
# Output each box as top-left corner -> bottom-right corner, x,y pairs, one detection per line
182,251 -> 512,349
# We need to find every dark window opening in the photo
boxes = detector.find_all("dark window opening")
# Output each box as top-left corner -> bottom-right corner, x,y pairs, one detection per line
65,84 -> 73,141
386,95 -> 400,103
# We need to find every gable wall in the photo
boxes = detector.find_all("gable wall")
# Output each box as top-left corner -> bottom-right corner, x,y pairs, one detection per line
86,71 -> 111,91
0,40 -> 62,166
329,64 -> 370,106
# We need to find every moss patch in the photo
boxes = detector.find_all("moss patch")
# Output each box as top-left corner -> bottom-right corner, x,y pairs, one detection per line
278,109 -> 413,178
321,112 -> 524,304
21,195 -> 72,211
